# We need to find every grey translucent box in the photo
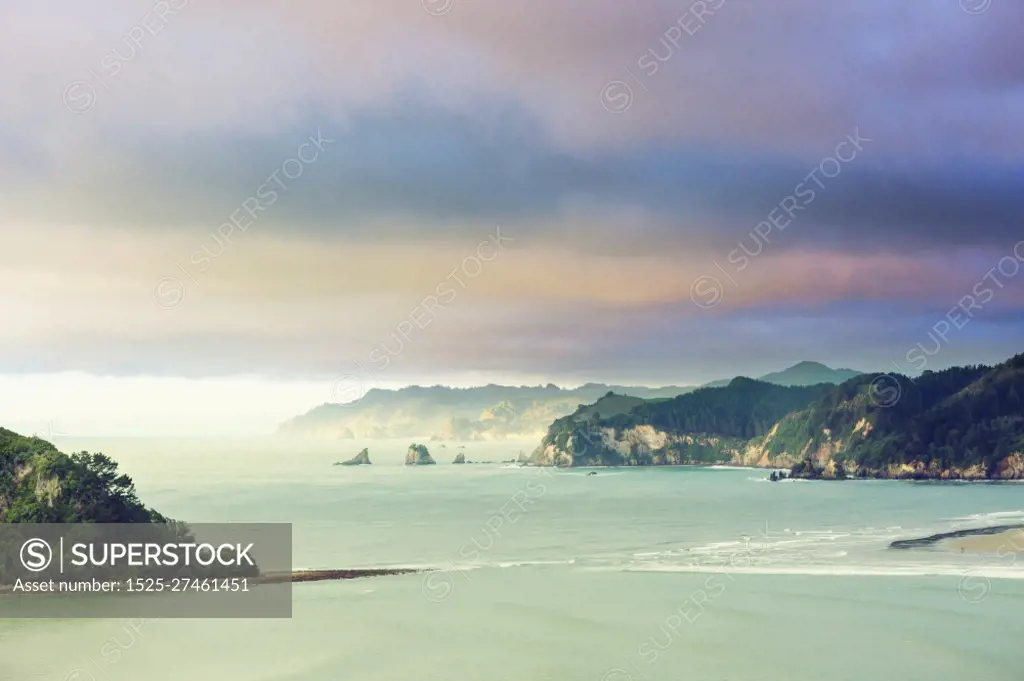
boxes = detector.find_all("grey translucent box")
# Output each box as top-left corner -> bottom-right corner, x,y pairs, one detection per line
0,523 -> 292,618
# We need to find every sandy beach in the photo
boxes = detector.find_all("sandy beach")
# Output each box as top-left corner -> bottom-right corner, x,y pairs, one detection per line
890,523 -> 1024,553
943,528 -> 1024,555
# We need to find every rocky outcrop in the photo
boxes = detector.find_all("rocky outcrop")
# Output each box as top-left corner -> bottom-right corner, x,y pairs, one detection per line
790,455 -> 1024,481
334,448 -> 371,466
528,423 -> 758,468
530,441 -> 575,467
405,444 -> 436,466
529,412 -> 1024,480
526,353 -> 1024,479
527,414 -> 1024,480
452,453 -> 466,464
995,452 -> 1024,479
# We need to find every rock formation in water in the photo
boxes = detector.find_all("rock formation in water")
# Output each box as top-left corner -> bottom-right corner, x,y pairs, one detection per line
405,443 -> 436,466
452,453 -> 466,464
335,448 -> 372,466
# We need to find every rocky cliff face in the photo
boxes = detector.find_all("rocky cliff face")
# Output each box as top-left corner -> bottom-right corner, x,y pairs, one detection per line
528,355 -> 1024,479
995,452 -> 1024,479
529,423 -> 783,468
405,444 -> 436,466
528,407 -> 1024,480
792,453 -> 1024,480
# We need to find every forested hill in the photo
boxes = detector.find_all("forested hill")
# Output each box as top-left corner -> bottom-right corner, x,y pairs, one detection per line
602,378 -> 831,439
531,379 -> 833,467
529,353 -> 1024,479
778,355 -> 1024,479
0,427 -> 164,522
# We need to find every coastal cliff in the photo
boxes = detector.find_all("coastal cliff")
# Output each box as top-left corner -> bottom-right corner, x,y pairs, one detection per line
781,356 -> 1024,480
529,382 -> 826,468
528,353 -> 1024,480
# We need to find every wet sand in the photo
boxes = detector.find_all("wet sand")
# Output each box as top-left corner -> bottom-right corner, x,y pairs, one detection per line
890,524 -> 1024,553
943,528 -> 1024,555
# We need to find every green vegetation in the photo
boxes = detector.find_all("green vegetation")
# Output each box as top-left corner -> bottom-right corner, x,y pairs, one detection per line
0,427 -> 165,523
782,356 -> 1024,478
0,428 -> 265,584
603,379 -> 831,438
535,381 -> 831,466
531,353 -> 1024,479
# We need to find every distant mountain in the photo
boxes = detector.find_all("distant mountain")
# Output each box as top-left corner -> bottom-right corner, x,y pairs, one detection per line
757,361 -> 861,387
280,363 -> 861,441
529,353 -> 1024,480
279,383 -> 694,440
702,361 -> 861,388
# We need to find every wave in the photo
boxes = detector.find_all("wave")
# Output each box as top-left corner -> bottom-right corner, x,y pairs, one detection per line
395,558 -> 580,573
496,559 -> 577,568
617,562 -> 1024,579
947,510 -> 1024,523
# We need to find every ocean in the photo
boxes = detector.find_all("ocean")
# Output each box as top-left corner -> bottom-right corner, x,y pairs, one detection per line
2,437 -> 1022,680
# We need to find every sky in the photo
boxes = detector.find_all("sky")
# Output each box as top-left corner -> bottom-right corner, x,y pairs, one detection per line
2,0 -> 1023,435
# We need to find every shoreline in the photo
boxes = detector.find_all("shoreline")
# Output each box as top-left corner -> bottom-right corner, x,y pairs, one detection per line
530,462 -> 1023,482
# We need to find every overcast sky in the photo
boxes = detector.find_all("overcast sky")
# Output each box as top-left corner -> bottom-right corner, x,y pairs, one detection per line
2,0 -> 1022,435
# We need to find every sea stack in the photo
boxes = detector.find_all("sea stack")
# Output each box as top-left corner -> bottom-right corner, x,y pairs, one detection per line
453,453 -> 466,464
335,448 -> 372,466
406,444 -> 436,466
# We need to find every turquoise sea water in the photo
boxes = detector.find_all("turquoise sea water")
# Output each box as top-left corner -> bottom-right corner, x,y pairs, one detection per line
2,437 -> 1023,680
